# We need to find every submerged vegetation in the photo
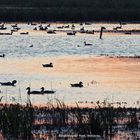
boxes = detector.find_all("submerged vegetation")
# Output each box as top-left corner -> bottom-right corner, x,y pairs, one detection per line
0,0 -> 139,21
0,102 -> 139,139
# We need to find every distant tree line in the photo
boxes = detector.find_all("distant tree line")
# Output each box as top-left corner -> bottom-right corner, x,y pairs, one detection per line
0,0 -> 139,21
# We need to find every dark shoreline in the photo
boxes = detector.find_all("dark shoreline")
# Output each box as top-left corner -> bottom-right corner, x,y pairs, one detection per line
0,0 -> 139,22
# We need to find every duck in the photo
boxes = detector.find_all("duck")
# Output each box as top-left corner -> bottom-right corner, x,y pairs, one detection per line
0,80 -> 17,86
26,87 -> 44,95
0,54 -> 5,57
42,62 -> 53,68
84,41 -> 92,46
70,81 -> 84,88
41,87 -> 55,94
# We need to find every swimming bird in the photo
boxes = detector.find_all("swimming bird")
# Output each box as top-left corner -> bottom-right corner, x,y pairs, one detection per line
70,81 -> 84,88
26,87 -> 44,95
41,87 -> 55,94
84,41 -> 92,46
47,30 -> 56,34
0,54 -> 5,57
0,80 -> 17,86
42,62 -> 53,68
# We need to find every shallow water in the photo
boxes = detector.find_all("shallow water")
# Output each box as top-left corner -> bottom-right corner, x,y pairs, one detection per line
0,35 -> 140,58
0,23 -> 140,107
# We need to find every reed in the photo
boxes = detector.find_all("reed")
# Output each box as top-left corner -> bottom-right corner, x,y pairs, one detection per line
0,102 -> 139,139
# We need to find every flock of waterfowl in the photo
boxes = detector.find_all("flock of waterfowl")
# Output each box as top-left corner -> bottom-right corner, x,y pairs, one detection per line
0,21 -> 137,37
0,21 -> 139,104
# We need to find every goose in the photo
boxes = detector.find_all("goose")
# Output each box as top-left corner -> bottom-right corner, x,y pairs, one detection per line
84,41 -> 92,46
0,54 -> 5,57
0,80 -> 17,86
42,62 -> 53,68
70,81 -> 84,88
41,87 -> 55,94
26,87 -> 44,95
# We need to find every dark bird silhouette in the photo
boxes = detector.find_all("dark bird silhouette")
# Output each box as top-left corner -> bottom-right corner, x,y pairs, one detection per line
26,87 -> 44,95
100,26 -> 106,39
42,62 -> 53,68
0,54 -> 5,57
41,87 -> 55,94
0,80 -> 17,86
84,41 -> 92,46
70,81 -> 84,88
33,27 -> 37,30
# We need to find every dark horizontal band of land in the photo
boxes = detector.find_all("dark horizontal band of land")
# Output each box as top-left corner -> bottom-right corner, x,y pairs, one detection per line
0,0 -> 140,22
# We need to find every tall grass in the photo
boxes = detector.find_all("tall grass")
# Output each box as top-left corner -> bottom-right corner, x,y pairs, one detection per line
0,102 -> 139,139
